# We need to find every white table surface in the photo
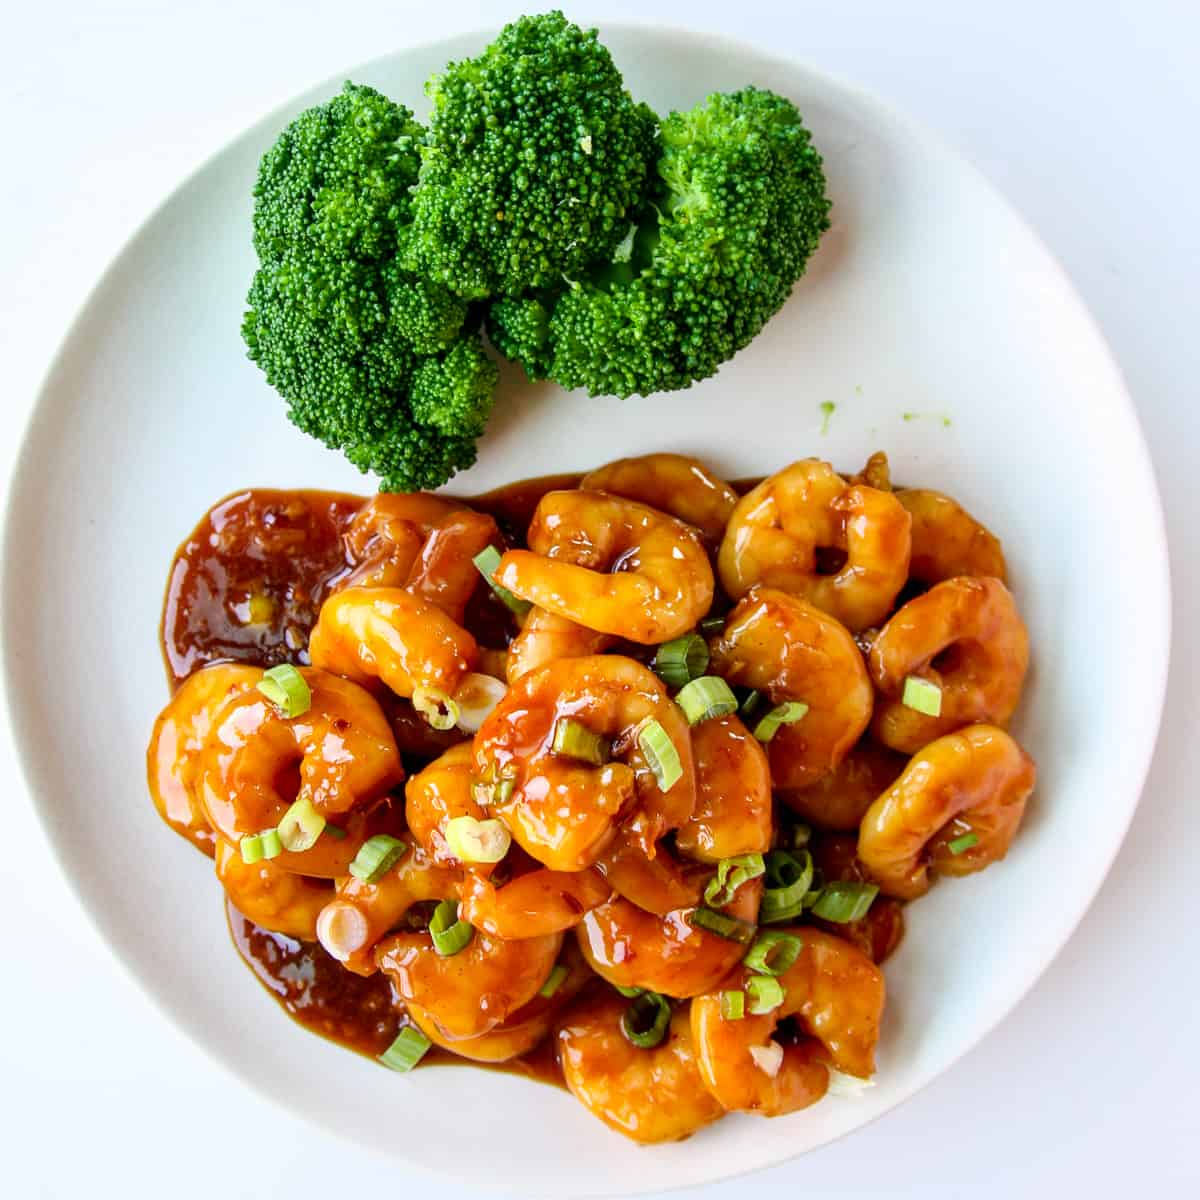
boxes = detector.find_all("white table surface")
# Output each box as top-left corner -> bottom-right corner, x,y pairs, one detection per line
2,1 -> 1197,1196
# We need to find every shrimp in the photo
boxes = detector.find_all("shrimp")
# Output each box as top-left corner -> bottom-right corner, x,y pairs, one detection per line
709,588 -> 873,789
404,744 -> 489,870
576,879 -> 763,998
505,607 -> 612,685
556,990 -> 725,1143
580,453 -> 739,547
807,833 -> 906,964
869,576 -> 1029,754
676,715 -> 774,863
214,839 -> 332,941
493,491 -> 714,644
718,459 -> 912,631
896,489 -> 1007,584
375,927 -> 563,1040
474,656 -> 696,871
848,450 -> 892,492
147,663 -> 261,855
460,864 -> 612,939
780,741 -> 907,831
595,832 -> 708,916
691,929 -> 885,1115
858,724 -> 1035,899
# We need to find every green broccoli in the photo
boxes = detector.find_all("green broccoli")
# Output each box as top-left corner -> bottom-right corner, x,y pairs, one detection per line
242,82 -> 499,492
402,11 -> 660,299
488,86 -> 831,397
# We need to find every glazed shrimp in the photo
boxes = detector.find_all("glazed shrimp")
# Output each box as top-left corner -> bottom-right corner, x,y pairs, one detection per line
580,453 -> 739,546
869,576 -> 1029,753
780,741 -> 907,831
556,991 -> 724,1143
896,489 -> 1007,584
595,831 -> 708,915
147,663 -> 261,855
709,588 -> 873,789
493,491 -> 714,644
506,607 -> 612,685
858,724 -> 1036,899
475,656 -> 696,871
848,450 -> 892,492
404,744 -> 489,870
214,839 -> 332,941
460,864 -> 612,939
807,833 -> 906,964
691,929 -> 885,1115
718,459 -> 912,631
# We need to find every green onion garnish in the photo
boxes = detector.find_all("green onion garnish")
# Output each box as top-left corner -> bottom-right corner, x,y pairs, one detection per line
413,687 -> 460,732
703,853 -> 766,907
746,975 -> 785,1015
901,675 -> 942,717
689,906 -> 757,943
348,834 -> 408,883
276,794 -> 326,853
675,676 -> 738,725
259,828 -> 283,859
744,931 -> 803,977
472,546 -> 531,616
255,663 -> 311,718
551,717 -> 610,765
324,823 -> 347,841
759,849 -> 815,924
810,882 -> 879,923
619,991 -> 671,1049
753,701 -> 809,743
614,984 -> 644,998
444,815 -> 511,864
652,633 -> 710,688
739,689 -> 765,720
239,832 -> 271,864
947,831 -> 980,855
721,990 -> 745,1020
429,899 -> 473,957
636,719 -> 684,791
378,1025 -> 432,1072
539,964 -> 570,998
699,615 -> 726,638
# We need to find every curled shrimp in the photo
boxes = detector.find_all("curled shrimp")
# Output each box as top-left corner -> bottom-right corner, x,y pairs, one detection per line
493,491 -> 714,644
710,588 -> 873,789
506,607 -> 612,685
404,744 -> 488,870
807,833 -> 906,964
580,452 -> 739,547
595,831 -> 707,915
556,990 -> 724,1143
858,723 -> 1036,899
147,663 -> 261,855
869,576 -> 1029,753
848,450 -> 892,492
781,741 -> 907,832
896,489 -> 1007,584
460,863 -> 612,939
214,839 -> 332,941
475,655 -> 696,871
691,928 -> 885,1115
718,459 -> 912,631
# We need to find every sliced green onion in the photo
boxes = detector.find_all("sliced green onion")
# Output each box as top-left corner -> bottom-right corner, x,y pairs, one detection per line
493,776 -> 515,805
276,794 -> 326,853
614,984 -> 644,998
689,906 -> 757,943
746,975 -> 785,1015
789,823 -> 812,849
239,833 -> 265,864
551,717 -> 610,765
324,822 -> 347,841
259,829 -> 283,860
412,686 -> 460,732
703,854 -> 766,907
653,633 -> 710,688
539,964 -> 569,998
429,899 -> 473,957
811,882 -> 879,923
619,991 -> 671,1049
744,931 -> 803,977
948,831 -> 979,855
675,676 -> 738,725
378,1025 -> 431,1072
739,689 -> 765,720
699,615 -> 726,638
902,675 -> 942,717
760,849 -> 814,924
453,672 -> 508,733
721,990 -> 745,1020
472,546 -> 531,616
255,663 -> 311,718
753,701 -> 809,743
637,719 -> 683,792
348,834 -> 408,883
445,815 -> 512,864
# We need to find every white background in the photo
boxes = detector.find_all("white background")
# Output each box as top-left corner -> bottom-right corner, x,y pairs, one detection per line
1,1 -> 1197,1196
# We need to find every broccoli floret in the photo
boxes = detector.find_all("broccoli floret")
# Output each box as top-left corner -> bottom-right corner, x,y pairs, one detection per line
402,11 -> 660,299
242,81 -> 499,492
488,86 -> 831,397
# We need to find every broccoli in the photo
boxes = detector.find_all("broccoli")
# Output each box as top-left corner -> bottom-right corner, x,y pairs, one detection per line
488,86 -> 831,397
401,11 -> 660,299
242,81 -> 499,492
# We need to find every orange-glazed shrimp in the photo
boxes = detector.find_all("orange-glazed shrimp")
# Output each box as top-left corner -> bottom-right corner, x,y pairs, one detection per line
475,656 -> 696,871
869,576 -> 1029,753
493,491 -> 714,643
848,450 -> 892,492
859,724 -> 1035,899
460,865 -> 612,939
214,839 -> 332,941
676,715 -> 774,863
780,741 -> 907,832
596,831 -> 708,915
807,833 -> 906,964
710,588 -> 873,789
403,744 -> 488,870
691,929 -> 885,1115
896,489 -> 1007,584
198,667 -> 402,847
580,453 -> 739,547
505,607 -> 612,684
147,663 -> 261,855
375,928 -> 562,1040
718,459 -> 912,631
556,990 -> 725,1143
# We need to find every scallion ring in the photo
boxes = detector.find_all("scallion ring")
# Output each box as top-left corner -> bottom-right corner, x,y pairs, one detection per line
752,701 -> 809,743
746,975 -> 785,1015
703,853 -> 766,908
255,663 -> 311,718
721,990 -> 745,1020
551,717 -> 610,765
675,676 -> 738,725
901,675 -> 942,717
739,688 -> 765,720
378,1026 -> 431,1072
619,991 -> 671,1049
412,686 -> 459,732
472,546 -> 531,616
744,931 -> 803,977
428,899 -> 473,957
810,881 -> 879,924
614,984 -> 644,998
652,633 -> 710,688
636,718 -> 684,791
947,831 -> 979,855
348,834 -> 408,883
538,964 -> 569,998
444,815 -> 511,864
759,849 -> 814,924
689,906 -> 757,944
276,793 -> 326,853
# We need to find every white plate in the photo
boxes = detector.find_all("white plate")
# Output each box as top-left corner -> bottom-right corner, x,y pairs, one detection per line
0,23 -> 1170,1197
